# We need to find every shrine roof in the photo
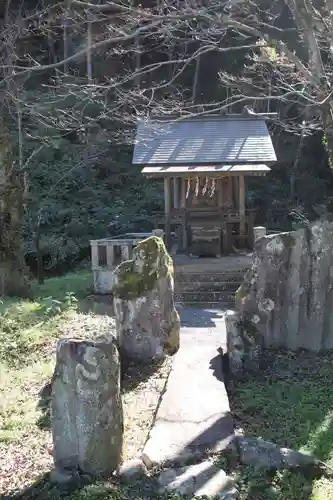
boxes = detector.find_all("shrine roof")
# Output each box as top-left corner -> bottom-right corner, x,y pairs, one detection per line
133,114 -> 277,167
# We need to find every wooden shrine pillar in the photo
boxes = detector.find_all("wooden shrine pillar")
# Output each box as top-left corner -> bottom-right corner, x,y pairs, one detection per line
180,177 -> 187,251
173,177 -> 180,209
218,178 -> 227,255
219,177 -> 234,255
226,176 -> 233,207
218,178 -> 223,208
239,175 -> 245,246
233,176 -> 239,208
164,177 -> 171,248
219,176 -> 233,209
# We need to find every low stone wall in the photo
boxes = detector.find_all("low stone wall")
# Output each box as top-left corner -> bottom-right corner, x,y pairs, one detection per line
236,219 -> 333,352
91,232 -> 161,294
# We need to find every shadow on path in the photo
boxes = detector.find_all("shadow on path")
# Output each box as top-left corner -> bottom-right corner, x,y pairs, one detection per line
36,381 -> 53,431
209,353 -> 225,383
178,307 -> 225,328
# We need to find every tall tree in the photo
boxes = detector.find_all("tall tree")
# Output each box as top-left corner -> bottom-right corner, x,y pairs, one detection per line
1,0 -> 333,295
0,118 -> 29,296
0,6 -> 32,296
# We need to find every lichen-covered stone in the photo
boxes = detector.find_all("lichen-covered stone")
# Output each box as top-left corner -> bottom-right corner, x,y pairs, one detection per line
113,236 -> 180,362
236,219 -> 333,351
279,232 -> 295,248
51,338 -> 123,481
225,310 -> 263,377
237,435 -> 318,471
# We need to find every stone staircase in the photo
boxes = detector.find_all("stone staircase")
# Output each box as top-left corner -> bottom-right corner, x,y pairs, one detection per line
175,268 -> 248,309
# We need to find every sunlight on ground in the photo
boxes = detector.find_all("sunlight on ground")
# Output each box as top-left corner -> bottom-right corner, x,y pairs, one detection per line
2,272 -> 333,498
303,411 -> 333,466
0,360 -> 53,444
231,352 -> 333,500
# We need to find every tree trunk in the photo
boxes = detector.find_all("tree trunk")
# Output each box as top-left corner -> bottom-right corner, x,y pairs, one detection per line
322,102 -> 333,168
0,120 -> 30,297
35,216 -> 44,285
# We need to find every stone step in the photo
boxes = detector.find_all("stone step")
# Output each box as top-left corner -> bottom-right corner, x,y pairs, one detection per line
176,271 -> 247,284
175,291 -> 236,303
175,281 -> 241,293
176,301 -> 235,309
157,460 -> 239,498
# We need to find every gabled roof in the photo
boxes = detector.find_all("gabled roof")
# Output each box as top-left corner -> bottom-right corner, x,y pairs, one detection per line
133,115 -> 277,166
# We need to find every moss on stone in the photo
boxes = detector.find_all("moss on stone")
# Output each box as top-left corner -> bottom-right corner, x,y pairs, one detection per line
235,282 -> 250,301
238,317 -> 261,343
163,308 -> 180,355
280,232 -> 296,248
113,236 -> 173,300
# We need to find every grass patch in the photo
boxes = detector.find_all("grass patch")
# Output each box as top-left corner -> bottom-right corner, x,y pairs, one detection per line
0,297 -> 73,367
230,350 -> 333,500
33,271 -> 92,301
230,466 -> 315,500
0,272 -> 92,368
0,360 -> 54,443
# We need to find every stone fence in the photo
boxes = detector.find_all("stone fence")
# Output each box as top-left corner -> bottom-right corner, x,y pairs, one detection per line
90,231 -> 163,294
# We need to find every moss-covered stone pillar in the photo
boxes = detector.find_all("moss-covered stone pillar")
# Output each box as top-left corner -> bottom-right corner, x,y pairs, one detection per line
113,236 -> 180,363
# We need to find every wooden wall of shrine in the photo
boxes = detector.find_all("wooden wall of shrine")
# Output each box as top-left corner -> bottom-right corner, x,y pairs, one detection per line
163,174 -> 249,256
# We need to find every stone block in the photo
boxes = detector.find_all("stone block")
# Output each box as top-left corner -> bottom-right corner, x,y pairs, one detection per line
237,435 -> 317,471
253,226 -> 266,242
225,310 -> 263,377
157,460 -> 238,498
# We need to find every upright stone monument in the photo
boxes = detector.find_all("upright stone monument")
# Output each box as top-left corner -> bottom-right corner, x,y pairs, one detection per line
51,338 -> 123,483
113,236 -> 180,362
236,219 -> 333,352
225,309 -> 264,377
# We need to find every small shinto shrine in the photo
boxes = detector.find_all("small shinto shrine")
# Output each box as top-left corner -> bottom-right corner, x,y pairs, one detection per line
133,114 -> 277,257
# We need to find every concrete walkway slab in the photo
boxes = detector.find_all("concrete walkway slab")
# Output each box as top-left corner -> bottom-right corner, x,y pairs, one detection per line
142,308 -> 235,467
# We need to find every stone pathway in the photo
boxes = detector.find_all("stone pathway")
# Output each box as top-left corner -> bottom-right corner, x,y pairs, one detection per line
142,308 -> 237,498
